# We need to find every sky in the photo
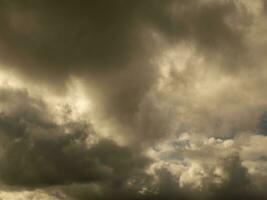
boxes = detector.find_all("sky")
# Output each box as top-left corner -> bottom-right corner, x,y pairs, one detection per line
0,0 -> 267,199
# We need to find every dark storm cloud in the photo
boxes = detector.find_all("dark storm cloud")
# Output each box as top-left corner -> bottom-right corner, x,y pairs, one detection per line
0,0 -> 248,80
148,154 -> 265,200
0,0 -> 251,143
64,171 -> 191,200
61,154 -> 267,200
0,0 -> 151,83
198,154 -> 267,200
0,87 -> 150,188
0,87 -> 267,199
146,0 -> 249,66
263,0 -> 267,13
258,111 -> 267,135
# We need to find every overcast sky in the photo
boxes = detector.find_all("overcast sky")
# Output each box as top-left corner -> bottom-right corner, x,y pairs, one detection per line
0,0 -> 267,199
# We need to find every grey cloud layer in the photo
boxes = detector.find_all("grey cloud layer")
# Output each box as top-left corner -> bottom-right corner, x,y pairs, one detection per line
0,0 -> 267,199
0,0 -> 249,131
0,0 -> 245,76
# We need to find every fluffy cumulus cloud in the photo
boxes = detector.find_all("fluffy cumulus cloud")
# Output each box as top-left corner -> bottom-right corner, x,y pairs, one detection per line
0,0 -> 267,199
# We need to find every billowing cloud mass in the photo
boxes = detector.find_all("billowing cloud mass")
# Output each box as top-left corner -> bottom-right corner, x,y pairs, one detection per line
0,0 -> 267,199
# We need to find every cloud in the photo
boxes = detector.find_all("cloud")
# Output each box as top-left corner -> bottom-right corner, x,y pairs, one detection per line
0,0 -> 248,78
0,0 -> 267,199
0,0 -> 252,138
0,87 -> 150,189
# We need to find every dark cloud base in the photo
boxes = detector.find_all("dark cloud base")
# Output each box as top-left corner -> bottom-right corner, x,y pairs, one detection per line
0,88 -> 149,189
0,87 -> 266,200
